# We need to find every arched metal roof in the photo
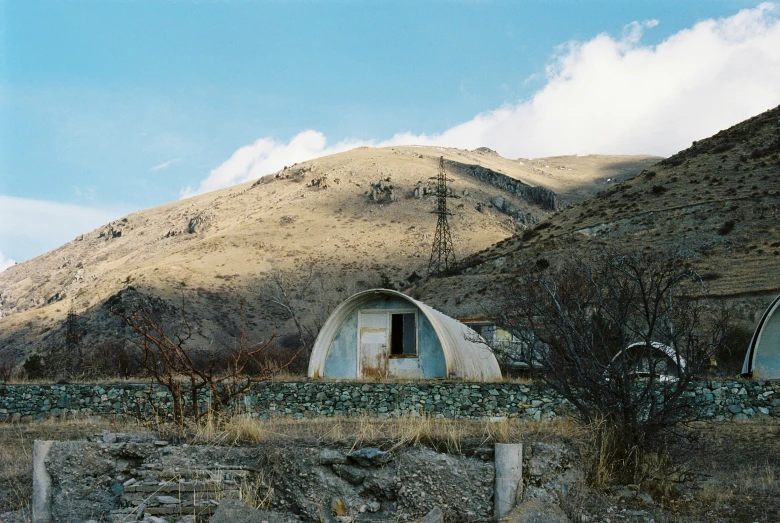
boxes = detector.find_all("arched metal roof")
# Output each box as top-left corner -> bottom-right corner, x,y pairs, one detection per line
308,289 -> 502,381
742,294 -> 780,377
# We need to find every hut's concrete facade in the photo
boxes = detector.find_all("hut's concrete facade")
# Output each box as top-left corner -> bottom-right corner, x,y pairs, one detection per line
742,294 -> 780,379
308,289 -> 501,381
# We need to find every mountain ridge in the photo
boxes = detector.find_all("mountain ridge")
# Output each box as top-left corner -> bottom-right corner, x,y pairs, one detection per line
414,105 -> 780,322
0,145 -> 658,364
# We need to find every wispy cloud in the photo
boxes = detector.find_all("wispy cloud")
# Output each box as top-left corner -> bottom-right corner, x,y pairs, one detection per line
0,195 -> 126,263
187,3 -> 780,197
0,252 -> 16,273
73,185 -> 97,200
151,157 -> 182,171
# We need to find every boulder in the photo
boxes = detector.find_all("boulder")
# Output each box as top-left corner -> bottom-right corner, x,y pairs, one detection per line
420,506 -> 444,523
348,447 -> 393,467
209,498 -> 290,523
332,464 -> 367,485
319,449 -> 347,465
502,499 -> 569,523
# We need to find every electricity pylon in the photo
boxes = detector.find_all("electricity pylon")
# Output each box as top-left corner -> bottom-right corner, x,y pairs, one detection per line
428,156 -> 457,275
65,308 -> 83,366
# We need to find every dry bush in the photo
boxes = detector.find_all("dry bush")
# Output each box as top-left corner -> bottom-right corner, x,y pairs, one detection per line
490,249 -> 732,486
0,360 -> 14,382
111,293 -> 279,426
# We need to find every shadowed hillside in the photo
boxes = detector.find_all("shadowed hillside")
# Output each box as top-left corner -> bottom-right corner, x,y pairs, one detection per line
415,105 -> 780,324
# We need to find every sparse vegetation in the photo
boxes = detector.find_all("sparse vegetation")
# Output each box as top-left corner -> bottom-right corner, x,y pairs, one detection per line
111,295 -> 277,425
490,250 -> 732,485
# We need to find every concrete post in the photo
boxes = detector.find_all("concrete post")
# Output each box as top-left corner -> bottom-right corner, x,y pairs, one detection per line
32,440 -> 54,523
494,443 -> 522,520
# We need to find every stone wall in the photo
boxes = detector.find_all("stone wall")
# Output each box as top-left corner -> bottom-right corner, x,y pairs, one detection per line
1,379 -> 779,423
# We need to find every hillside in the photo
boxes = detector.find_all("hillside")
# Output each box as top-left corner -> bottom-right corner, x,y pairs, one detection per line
415,105 -> 780,322
0,146 -> 657,365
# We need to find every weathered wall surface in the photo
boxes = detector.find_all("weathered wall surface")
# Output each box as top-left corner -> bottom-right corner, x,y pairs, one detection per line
1,380 -> 779,423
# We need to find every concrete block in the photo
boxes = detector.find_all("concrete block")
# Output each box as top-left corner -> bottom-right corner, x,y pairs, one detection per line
32,440 -> 54,523
494,443 -> 523,520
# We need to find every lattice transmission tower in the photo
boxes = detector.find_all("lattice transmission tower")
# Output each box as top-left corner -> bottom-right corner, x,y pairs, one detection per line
65,308 -> 83,366
428,156 -> 457,275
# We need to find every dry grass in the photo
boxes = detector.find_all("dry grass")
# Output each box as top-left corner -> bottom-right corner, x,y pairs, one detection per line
699,462 -> 778,504
193,412 -> 576,454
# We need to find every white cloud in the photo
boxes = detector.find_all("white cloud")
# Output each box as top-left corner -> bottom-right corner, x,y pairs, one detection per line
189,3 -> 780,196
407,3 -> 780,157
181,131 -> 371,198
0,252 -> 16,273
151,157 -> 182,171
0,196 -> 125,262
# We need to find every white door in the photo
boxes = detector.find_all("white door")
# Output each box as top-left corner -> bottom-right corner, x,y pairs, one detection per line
359,311 -> 388,377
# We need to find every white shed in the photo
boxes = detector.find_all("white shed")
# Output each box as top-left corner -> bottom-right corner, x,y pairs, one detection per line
308,289 -> 502,381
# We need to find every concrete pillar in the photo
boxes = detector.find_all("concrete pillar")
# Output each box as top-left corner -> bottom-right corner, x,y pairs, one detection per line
32,440 -> 54,523
494,443 -> 523,520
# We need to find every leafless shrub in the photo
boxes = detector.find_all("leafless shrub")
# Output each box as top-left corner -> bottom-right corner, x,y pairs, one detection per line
111,293 -> 278,426
488,249 -> 731,485
0,360 -> 13,382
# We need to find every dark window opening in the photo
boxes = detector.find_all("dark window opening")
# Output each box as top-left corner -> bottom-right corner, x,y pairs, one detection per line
390,313 -> 417,356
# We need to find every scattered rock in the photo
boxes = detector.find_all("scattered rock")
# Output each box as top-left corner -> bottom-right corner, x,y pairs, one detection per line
319,449 -> 346,465
333,464 -> 367,485
420,506 -> 444,523
209,498 -> 289,523
348,447 -> 393,467
503,499 -> 570,523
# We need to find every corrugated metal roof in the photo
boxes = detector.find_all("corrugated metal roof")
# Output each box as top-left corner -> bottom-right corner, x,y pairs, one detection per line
742,293 -> 780,377
308,289 -> 502,381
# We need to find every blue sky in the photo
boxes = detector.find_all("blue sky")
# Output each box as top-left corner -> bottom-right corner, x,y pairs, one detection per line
2,0 -> 780,267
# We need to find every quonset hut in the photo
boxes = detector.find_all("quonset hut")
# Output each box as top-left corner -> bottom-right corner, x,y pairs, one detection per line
308,289 -> 502,381
742,294 -> 780,379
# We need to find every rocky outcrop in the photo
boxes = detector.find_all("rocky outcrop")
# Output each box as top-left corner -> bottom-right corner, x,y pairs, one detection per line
187,213 -> 212,234
368,178 -> 396,203
445,160 -> 564,212
489,196 -> 538,226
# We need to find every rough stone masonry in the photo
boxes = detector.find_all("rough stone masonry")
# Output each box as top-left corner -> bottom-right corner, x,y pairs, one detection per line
0,380 -> 778,423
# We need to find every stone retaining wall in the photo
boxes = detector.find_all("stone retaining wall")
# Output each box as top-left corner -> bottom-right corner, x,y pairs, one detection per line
1,380 -> 779,422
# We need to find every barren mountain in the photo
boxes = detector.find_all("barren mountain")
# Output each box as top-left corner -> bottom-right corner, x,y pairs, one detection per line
415,105 -> 780,322
0,146 -> 657,365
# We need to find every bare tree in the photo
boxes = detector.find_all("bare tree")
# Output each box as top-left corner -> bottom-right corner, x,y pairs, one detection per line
258,265 -> 320,352
490,250 -> 730,483
111,294 -> 275,425
257,262 -> 381,354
